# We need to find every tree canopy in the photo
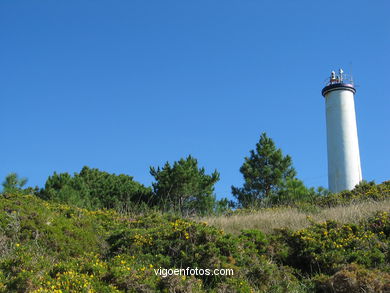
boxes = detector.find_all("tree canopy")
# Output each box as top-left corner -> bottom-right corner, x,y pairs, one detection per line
1,173 -> 28,194
232,132 -> 296,208
38,166 -> 152,210
4,133 -> 325,213
150,155 -> 220,215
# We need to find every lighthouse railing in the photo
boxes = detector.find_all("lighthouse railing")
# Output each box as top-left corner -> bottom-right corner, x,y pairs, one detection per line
323,73 -> 354,86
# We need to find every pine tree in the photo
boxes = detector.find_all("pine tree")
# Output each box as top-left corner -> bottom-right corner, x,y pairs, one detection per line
232,133 -> 296,208
150,155 -> 219,216
2,173 -> 27,194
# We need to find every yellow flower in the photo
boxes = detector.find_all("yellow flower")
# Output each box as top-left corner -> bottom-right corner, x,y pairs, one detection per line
15,243 -> 20,247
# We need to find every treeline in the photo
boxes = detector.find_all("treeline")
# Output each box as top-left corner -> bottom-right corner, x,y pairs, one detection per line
2,157 -> 230,216
2,132 -> 332,215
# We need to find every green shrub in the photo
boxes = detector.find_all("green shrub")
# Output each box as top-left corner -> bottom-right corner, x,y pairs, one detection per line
239,230 -> 268,254
317,181 -> 390,207
365,211 -> 390,238
313,264 -> 390,293
278,219 -> 388,275
107,214 -> 300,291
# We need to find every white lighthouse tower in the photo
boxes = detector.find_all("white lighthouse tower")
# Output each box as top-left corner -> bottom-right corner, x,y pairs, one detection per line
322,69 -> 362,193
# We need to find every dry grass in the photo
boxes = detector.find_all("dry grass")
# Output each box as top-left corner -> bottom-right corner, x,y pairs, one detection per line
200,199 -> 390,235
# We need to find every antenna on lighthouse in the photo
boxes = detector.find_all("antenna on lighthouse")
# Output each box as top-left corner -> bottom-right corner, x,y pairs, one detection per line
339,68 -> 344,82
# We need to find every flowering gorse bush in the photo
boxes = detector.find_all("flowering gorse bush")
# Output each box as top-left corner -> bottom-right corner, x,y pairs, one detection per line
278,212 -> 390,275
317,180 -> 390,207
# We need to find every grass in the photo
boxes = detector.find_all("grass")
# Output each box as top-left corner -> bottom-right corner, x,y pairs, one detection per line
200,199 -> 390,234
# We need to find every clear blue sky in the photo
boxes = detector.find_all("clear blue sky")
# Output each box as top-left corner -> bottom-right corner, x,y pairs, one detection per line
1,0 -> 389,200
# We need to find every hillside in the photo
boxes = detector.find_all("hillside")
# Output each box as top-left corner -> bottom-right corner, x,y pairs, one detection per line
1,183 -> 390,292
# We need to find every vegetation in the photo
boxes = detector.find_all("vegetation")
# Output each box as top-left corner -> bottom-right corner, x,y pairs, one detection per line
37,166 -> 153,211
0,192 -> 303,292
34,156 -> 226,216
317,180 -> 390,207
2,131 -> 390,291
150,155 -> 220,216
1,173 -> 28,194
1,180 -> 390,292
202,197 -> 390,235
232,133 -> 306,208
5,133 -> 329,215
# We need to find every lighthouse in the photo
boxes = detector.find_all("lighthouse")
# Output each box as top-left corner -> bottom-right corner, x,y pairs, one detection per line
322,69 -> 362,193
